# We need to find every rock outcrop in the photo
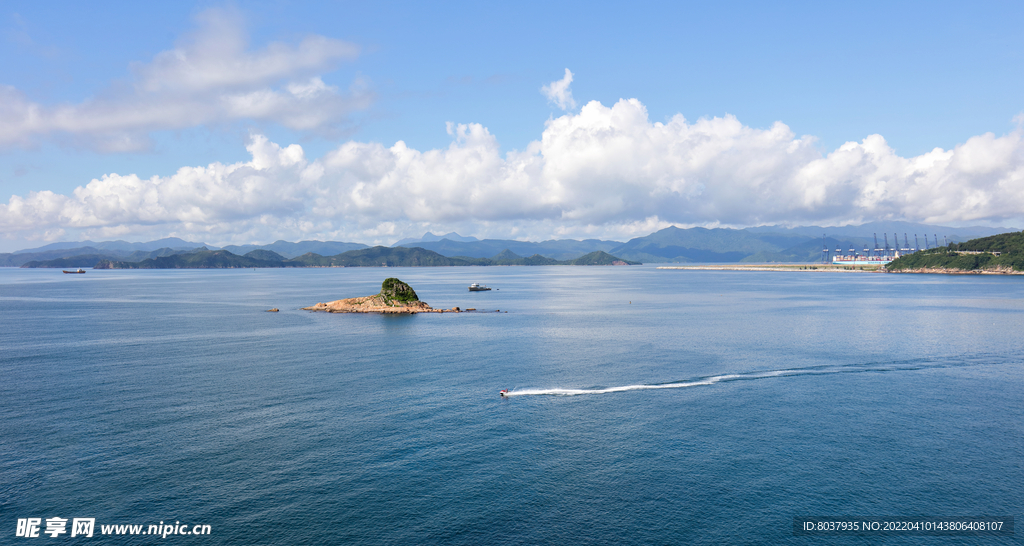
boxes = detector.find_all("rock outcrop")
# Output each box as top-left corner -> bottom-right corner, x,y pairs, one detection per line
303,278 -> 461,314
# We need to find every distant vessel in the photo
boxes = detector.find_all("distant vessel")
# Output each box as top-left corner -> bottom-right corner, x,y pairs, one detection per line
468,283 -> 491,291
62,269 -> 86,274
831,255 -> 895,266
825,232 -> 915,267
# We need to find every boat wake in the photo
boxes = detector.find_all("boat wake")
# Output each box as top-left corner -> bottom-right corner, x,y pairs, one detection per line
499,356 -> 1001,397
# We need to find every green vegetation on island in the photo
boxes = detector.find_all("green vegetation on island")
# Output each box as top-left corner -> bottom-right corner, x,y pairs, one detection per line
303,278 -> 448,314
887,231 -> 1024,273
380,278 -> 419,302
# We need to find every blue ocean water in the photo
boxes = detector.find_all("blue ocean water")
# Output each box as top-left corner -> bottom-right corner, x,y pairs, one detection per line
1,266 -> 1021,544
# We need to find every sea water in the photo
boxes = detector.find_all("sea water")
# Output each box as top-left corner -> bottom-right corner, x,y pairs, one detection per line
1,266 -> 1021,544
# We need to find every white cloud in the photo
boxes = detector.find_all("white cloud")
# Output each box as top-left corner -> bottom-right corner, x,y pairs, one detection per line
3,98 -> 1024,247
541,68 -> 576,111
133,9 -> 358,94
0,8 -> 368,151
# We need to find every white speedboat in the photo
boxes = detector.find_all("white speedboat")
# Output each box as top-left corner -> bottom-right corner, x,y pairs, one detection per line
468,283 -> 491,291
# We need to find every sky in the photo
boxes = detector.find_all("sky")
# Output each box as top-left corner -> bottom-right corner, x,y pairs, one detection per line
1,0 -> 1023,251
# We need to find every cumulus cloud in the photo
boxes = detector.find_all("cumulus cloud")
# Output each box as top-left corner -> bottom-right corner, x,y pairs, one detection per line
3,98 -> 1023,246
0,8 -> 368,151
541,68 -> 576,111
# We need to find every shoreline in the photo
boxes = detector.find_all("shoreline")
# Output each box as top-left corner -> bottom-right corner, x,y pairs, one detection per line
657,264 -> 882,272
657,264 -> 1024,275
887,267 -> 1024,275
302,295 -> 463,314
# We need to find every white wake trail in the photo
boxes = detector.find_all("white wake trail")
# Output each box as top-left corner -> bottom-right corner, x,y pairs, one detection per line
497,362 -> 948,398
503,374 -> 748,397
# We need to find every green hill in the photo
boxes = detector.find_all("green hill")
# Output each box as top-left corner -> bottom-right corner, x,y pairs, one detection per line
887,231 -> 1024,272
490,249 -> 523,261
564,251 -> 641,265
312,246 -> 472,266
481,250 -> 561,265
518,254 -> 562,265
21,254 -> 115,268
94,249 -> 281,269
244,249 -> 287,262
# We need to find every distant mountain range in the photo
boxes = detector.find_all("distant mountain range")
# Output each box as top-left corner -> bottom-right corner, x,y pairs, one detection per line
394,223 -> 1017,264
11,237 -> 210,254
4,222 -> 1018,268
3,245 -> 205,268
84,247 -> 639,269
393,237 -> 622,261
744,221 -> 1014,240
392,232 -> 480,246
220,240 -> 367,258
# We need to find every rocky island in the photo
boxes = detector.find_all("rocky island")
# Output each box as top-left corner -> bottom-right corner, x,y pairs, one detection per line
303,278 -> 461,314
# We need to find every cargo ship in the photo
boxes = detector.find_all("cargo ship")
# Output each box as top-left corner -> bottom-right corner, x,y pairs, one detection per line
63,268 -> 86,274
824,232 -> 927,267
831,255 -> 895,266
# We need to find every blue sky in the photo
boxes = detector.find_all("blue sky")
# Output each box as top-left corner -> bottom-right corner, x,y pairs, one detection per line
1,1 -> 1022,251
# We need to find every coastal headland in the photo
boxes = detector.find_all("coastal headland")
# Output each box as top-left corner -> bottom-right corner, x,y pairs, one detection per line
884,231 -> 1024,274
303,278 -> 462,314
657,264 -> 883,272
885,266 -> 1024,275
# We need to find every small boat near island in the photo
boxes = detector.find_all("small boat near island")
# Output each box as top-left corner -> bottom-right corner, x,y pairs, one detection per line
468,283 -> 491,291
63,269 -> 86,274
